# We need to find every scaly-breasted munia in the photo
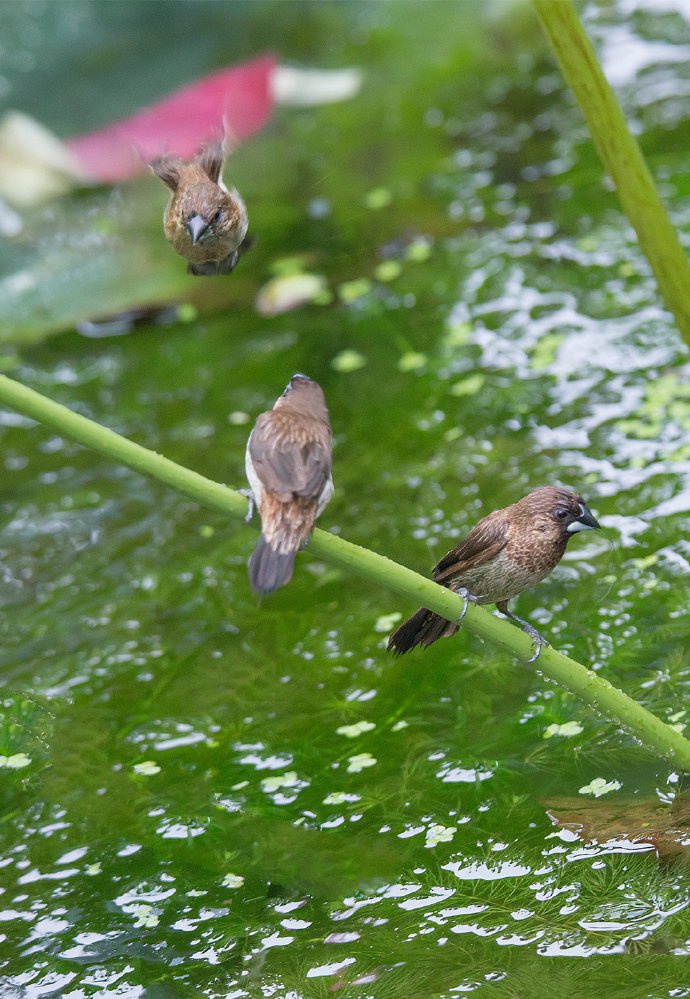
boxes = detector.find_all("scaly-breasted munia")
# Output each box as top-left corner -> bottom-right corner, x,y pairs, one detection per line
245,374 -> 333,595
151,141 -> 249,276
388,486 -> 600,662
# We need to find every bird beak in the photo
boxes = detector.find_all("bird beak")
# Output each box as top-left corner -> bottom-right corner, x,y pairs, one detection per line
187,215 -> 209,246
281,373 -> 309,396
567,502 -> 601,533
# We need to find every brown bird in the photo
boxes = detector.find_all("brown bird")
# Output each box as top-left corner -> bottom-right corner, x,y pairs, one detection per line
245,374 -> 333,595
151,140 -> 249,276
388,486 -> 600,662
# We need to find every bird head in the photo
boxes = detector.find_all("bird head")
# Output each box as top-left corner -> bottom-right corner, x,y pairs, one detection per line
518,487 -> 600,541
275,374 -> 329,421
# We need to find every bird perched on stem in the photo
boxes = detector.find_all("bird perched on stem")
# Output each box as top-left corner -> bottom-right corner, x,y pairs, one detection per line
388,486 -> 600,663
245,374 -> 333,595
150,140 -> 249,276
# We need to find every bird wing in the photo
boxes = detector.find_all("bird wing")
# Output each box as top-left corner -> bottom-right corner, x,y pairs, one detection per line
248,412 -> 332,503
150,156 -> 182,190
432,513 -> 507,584
196,141 -> 224,183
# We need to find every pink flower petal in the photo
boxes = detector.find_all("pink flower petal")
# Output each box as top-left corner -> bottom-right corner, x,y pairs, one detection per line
67,53 -> 275,183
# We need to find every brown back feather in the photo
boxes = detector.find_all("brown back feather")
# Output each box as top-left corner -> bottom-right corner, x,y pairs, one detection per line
249,411 -> 332,503
433,512 -> 508,584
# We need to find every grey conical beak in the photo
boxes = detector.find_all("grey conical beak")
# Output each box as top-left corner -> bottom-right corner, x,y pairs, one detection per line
281,373 -> 310,397
187,215 -> 209,246
567,503 -> 601,533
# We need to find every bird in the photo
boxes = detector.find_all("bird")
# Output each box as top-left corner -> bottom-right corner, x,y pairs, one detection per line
150,140 -> 250,276
245,374 -> 333,595
387,486 -> 600,662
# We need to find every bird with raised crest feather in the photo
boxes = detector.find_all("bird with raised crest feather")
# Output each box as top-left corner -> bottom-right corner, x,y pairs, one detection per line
150,140 -> 250,276
245,374 -> 333,596
387,486 -> 600,663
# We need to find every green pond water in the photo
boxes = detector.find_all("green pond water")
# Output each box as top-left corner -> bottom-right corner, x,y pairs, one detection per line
2,0 -> 690,995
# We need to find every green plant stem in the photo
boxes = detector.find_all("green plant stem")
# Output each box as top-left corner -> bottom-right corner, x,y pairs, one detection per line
533,0 -> 690,347
1,372 -> 689,769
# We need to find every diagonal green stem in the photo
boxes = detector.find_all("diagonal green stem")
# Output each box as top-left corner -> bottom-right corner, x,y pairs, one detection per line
532,0 -> 690,347
1,372 -> 689,769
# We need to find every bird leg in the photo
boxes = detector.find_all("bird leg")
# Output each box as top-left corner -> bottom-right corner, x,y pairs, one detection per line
237,488 -> 255,523
455,587 -> 479,625
495,601 -> 549,664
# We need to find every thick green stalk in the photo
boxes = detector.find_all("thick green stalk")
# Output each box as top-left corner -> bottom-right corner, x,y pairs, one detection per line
533,0 -> 690,347
1,372 -> 689,769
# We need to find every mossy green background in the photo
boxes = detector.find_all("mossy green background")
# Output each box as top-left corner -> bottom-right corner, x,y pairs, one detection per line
1,1 -> 690,995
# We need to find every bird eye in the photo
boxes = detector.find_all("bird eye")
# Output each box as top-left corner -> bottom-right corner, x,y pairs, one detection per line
553,507 -> 569,521
212,209 -> 223,224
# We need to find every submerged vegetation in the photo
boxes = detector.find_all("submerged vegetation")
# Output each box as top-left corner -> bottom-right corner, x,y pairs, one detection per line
1,0 -> 690,995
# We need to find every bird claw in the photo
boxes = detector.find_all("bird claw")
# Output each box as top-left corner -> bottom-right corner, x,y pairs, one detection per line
497,605 -> 550,663
455,587 -> 478,625
525,628 -> 550,664
238,489 -> 255,524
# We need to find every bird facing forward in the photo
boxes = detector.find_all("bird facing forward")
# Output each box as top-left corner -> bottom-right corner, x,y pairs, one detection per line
245,374 -> 333,595
151,141 -> 249,276
387,486 -> 600,662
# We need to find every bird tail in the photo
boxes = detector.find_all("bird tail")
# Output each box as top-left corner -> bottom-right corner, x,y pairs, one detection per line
248,535 -> 296,595
387,608 -> 459,656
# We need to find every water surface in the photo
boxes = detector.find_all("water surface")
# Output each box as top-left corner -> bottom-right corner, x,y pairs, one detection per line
1,1 -> 690,996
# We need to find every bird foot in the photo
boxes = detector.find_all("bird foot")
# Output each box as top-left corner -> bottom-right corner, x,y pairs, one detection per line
455,587 -> 479,625
523,625 -> 550,664
238,489 -> 255,524
498,606 -> 549,663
